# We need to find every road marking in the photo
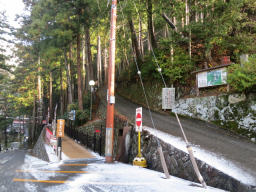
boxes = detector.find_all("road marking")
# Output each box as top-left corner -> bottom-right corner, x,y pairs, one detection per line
60,164 -> 88,166
16,170 -> 87,174
13,178 -> 70,184
13,178 -> 151,186
81,182 -> 151,186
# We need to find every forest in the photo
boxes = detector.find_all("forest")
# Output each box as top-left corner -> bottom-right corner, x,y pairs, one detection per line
0,0 -> 256,143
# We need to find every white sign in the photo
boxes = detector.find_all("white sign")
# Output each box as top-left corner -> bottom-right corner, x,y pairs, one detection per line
68,110 -> 76,121
162,88 -> 175,109
197,68 -> 227,88
197,72 -> 207,88
135,107 -> 142,132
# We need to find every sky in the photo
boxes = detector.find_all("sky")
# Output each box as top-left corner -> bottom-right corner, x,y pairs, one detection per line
0,0 -> 25,28
0,0 -> 26,66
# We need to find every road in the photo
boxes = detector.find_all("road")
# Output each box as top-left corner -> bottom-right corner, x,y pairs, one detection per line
0,150 -> 26,192
113,94 -> 256,179
0,150 -> 225,192
0,150 -> 100,192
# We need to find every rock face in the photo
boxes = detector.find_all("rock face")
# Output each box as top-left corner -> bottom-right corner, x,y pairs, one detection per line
172,93 -> 256,139
128,128 -> 255,192
32,127 -> 49,162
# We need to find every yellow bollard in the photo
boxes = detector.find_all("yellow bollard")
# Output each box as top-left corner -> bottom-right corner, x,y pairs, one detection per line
133,131 -> 147,168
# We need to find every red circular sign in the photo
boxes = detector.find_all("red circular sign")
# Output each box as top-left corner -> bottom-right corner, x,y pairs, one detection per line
136,113 -> 142,127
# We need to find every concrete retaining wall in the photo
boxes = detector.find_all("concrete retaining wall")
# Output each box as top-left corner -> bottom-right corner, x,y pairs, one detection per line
127,127 -> 255,192
32,127 -> 49,162
172,93 -> 256,140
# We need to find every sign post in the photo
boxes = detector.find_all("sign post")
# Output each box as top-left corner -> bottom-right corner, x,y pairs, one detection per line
133,107 -> 147,167
57,119 -> 65,161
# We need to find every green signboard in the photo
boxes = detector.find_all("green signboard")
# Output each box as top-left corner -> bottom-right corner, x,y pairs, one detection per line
207,70 -> 222,86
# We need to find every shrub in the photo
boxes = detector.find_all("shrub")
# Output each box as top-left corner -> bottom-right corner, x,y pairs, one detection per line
75,109 -> 90,126
227,55 -> 256,92
158,47 -> 194,85
67,103 -> 78,111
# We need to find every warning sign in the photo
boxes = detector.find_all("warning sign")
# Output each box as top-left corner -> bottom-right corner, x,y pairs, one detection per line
136,107 -> 142,132
57,119 -> 65,137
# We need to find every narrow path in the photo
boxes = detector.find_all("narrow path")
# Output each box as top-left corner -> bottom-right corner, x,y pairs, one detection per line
62,135 -> 95,159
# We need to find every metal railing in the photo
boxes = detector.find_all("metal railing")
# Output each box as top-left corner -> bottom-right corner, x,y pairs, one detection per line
65,123 -> 105,156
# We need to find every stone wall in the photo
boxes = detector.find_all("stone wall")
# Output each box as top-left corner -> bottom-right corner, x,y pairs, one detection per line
127,127 -> 255,192
32,127 -> 49,162
172,93 -> 256,140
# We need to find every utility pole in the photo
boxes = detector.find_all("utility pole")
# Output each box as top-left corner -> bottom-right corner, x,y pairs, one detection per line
105,0 -> 118,163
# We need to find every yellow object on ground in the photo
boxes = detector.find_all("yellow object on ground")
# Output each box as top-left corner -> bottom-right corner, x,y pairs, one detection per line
133,156 -> 147,168
133,131 -> 147,167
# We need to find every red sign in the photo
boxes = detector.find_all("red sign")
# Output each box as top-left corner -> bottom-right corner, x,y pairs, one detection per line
136,113 -> 142,127
135,107 -> 142,132
46,128 -> 53,143
95,129 -> 101,133
221,56 -> 231,65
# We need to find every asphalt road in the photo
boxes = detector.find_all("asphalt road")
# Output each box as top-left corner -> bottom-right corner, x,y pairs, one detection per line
113,94 -> 256,179
0,150 -> 101,192
0,150 -> 225,192
0,150 -> 26,192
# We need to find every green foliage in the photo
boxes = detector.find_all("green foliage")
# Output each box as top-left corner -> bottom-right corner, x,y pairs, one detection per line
158,46 -> 194,85
76,110 -> 90,121
83,94 -> 91,110
0,116 -> 12,129
75,109 -> 90,126
67,94 -> 91,126
228,55 -> 256,92
67,103 -> 79,112
140,54 -> 161,81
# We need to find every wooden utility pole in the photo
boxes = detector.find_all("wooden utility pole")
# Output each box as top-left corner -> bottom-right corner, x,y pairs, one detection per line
105,0 -> 117,163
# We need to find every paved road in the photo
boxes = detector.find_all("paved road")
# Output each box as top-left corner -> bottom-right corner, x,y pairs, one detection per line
0,151 -> 224,192
0,150 -> 101,192
0,150 -> 26,192
113,94 -> 256,179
